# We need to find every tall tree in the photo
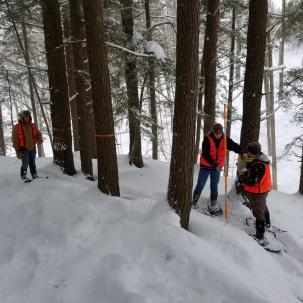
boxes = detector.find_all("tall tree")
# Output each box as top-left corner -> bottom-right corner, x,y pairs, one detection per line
167,0 -> 199,229
41,0 -> 76,175
120,0 -> 144,168
203,0 -> 220,134
240,0 -> 268,147
267,32 -> 278,189
279,0 -> 286,102
69,0 -> 94,178
0,102 -> 5,156
82,0 -> 120,195
62,5 -> 80,153
21,21 -> 45,158
300,144 -> 303,195
145,0 -> 158,160
226,5 -> 236,173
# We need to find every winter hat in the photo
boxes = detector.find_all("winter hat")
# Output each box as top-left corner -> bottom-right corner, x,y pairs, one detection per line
212,123 -> 223,134
19,110 -> 32,121
247,142 -> 262,155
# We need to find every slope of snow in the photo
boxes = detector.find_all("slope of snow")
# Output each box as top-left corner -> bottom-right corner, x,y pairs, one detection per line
0,155 -> 303,303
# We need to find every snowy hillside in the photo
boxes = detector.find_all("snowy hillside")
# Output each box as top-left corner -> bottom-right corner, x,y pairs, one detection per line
0,155 -> 303,303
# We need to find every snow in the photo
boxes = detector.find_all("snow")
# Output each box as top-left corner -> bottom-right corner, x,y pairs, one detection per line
145,41 -> 166,63
0,155 -> 303,303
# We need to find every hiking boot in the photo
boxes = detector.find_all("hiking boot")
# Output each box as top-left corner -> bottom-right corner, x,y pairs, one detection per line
207,200 -> 222,215
192,191 -> 201,208
255,220 -> 265,240
32,174 -> 38,179
265,209 -> 271,228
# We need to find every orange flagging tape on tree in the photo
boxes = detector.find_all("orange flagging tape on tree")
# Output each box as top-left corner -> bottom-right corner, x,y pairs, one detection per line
224,104 -> 230,221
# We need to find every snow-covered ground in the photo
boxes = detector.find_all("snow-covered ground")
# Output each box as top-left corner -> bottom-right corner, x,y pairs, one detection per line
0,155 -> 303,303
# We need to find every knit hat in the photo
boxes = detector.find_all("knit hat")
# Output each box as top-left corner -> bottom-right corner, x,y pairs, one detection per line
247,142 -> 262,155
19,110 -> 32,121
212,123 -> 223,134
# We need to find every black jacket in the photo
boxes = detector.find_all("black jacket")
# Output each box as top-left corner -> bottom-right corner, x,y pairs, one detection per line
240,153 -> 271,187
200,132 -> 244,170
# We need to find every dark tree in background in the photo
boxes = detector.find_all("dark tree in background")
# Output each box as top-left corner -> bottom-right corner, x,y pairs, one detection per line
203,0 -> 220,134
145,0 -> 158,160
240,0 -> 268,147
69,0 -> 94,178
120,0 -> 144,168
0,102 -> 5,156
41,0 -> 76,175
82,0 -> 120,195
167,0 -> 199,229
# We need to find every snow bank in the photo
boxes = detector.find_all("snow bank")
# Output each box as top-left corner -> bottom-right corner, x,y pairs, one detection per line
0,155 -> 302,303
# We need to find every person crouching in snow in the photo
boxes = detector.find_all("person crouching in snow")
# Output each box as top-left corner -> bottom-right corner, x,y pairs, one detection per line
12,110 -> 43,180
192,123 -> 246,215
238,142 -> 272,241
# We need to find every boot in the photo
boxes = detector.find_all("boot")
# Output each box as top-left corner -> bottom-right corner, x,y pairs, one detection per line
192,191 -> 201,208
255,220 -> 265,240
265,209 -> 271,228
207,200 -> 222,215
20,168 -> 27,180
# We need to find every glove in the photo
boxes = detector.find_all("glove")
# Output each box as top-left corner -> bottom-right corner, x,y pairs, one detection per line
17,151 -> 24,159
238,175 -> 245,184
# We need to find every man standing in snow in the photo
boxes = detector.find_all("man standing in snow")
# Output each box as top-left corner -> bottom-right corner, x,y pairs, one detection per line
192,123 -> 245,215
238,142 -> 272,241
12,110 -> 43,181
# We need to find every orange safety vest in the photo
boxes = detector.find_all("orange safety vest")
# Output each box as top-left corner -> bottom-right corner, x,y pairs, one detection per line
17,122 -> 37,148
244,162 -> 272,194
200,133 -> 226,167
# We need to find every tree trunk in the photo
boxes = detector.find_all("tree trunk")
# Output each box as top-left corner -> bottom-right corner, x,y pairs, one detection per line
264,54 -> 272,156
240,0 -> 268,148
300,143 -> 303,195
226,6 -> 236,174
194,53 -> 205,164
167,0 -> 199,229
120,0 -> 144,168
41,0 -> 76,175
203,0 -> 219,134
82,0 -> 120,195
145,0 -> 158,160
69,0 -> 94,178
62,6 -> 80,153
0,102 -> 5,156
279,0 -> 285,101
267,32 -> 278,190
21,22 -> 45,158
236,25 -> 242,81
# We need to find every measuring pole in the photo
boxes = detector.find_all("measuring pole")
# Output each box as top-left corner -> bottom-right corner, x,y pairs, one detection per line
224,104 -> 230,220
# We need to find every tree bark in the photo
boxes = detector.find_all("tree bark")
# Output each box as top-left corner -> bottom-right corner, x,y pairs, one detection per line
82,0 -> 120,195
69,0 -> 94,178
41,0 -> 76,175
240,0 -> 268,148
264,54 -> 272,156
0,102 -> 5,156
21,22 -> 45,158
279,0 -> 285,102
120,0 -> 144,168
145,0 -> 158,160
62,6 -> 80,153
267,32 -> 278,190
167,0 -> 199,229
300,143 -> 303,195
203,0 -> 220,134
194,53 -> 205,164
226,6 -> 236,174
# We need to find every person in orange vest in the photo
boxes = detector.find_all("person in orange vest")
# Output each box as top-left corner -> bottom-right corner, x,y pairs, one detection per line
12,110 -> 43,181
192,123 -> 245,215
237,142 -> 272,241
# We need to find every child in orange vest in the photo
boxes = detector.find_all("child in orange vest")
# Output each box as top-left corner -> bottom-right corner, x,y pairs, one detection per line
238,142 -> 272,241
12,110 -> 43,181
192,123 -> 245,215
